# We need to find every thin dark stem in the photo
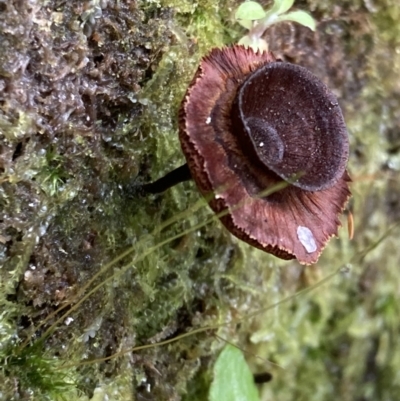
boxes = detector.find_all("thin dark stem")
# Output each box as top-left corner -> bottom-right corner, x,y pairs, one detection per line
129,163 -> 192,196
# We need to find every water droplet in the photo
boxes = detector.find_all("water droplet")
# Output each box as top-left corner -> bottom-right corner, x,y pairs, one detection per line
297,226 -> 317,253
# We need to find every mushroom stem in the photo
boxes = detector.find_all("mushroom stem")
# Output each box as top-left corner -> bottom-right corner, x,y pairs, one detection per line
135,163 -> 192,195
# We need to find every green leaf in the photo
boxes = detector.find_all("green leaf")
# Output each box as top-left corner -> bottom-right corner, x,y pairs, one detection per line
276,10 -> 316,31
237,19 -> 254,30
269,0 -> 295,15
235,1 -> 266,22
209,345 -> 260,401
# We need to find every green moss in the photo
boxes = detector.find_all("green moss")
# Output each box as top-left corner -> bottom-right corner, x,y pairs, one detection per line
1,0 -> 400,399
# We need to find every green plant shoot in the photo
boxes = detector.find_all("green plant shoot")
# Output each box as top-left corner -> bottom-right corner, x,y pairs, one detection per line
235,0 -> 316,52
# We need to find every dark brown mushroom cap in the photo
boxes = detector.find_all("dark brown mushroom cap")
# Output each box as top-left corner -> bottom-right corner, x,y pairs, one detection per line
232,61 -> 349,191
178,46 -> 351,265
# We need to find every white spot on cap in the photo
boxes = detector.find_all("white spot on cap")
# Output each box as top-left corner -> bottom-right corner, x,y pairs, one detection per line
206,116 -> 211,124
297,226 -> 317,253
259,142 -> 264,147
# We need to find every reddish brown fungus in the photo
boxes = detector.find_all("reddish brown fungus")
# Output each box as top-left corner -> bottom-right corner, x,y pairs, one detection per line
137,46 -> 351,264
177,46 -> 351,265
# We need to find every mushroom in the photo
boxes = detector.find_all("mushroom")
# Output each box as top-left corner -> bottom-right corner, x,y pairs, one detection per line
137,45 -> 351,265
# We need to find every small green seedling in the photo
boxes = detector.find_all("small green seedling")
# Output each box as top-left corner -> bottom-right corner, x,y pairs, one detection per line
235,0 -> 316,52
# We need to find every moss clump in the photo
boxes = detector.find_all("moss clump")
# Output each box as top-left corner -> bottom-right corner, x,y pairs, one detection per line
0,0 -> 235,399
0,340 -> 78,400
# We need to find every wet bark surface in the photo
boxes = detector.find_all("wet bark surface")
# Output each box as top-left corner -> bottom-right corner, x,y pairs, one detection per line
1,0 -> 400,399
